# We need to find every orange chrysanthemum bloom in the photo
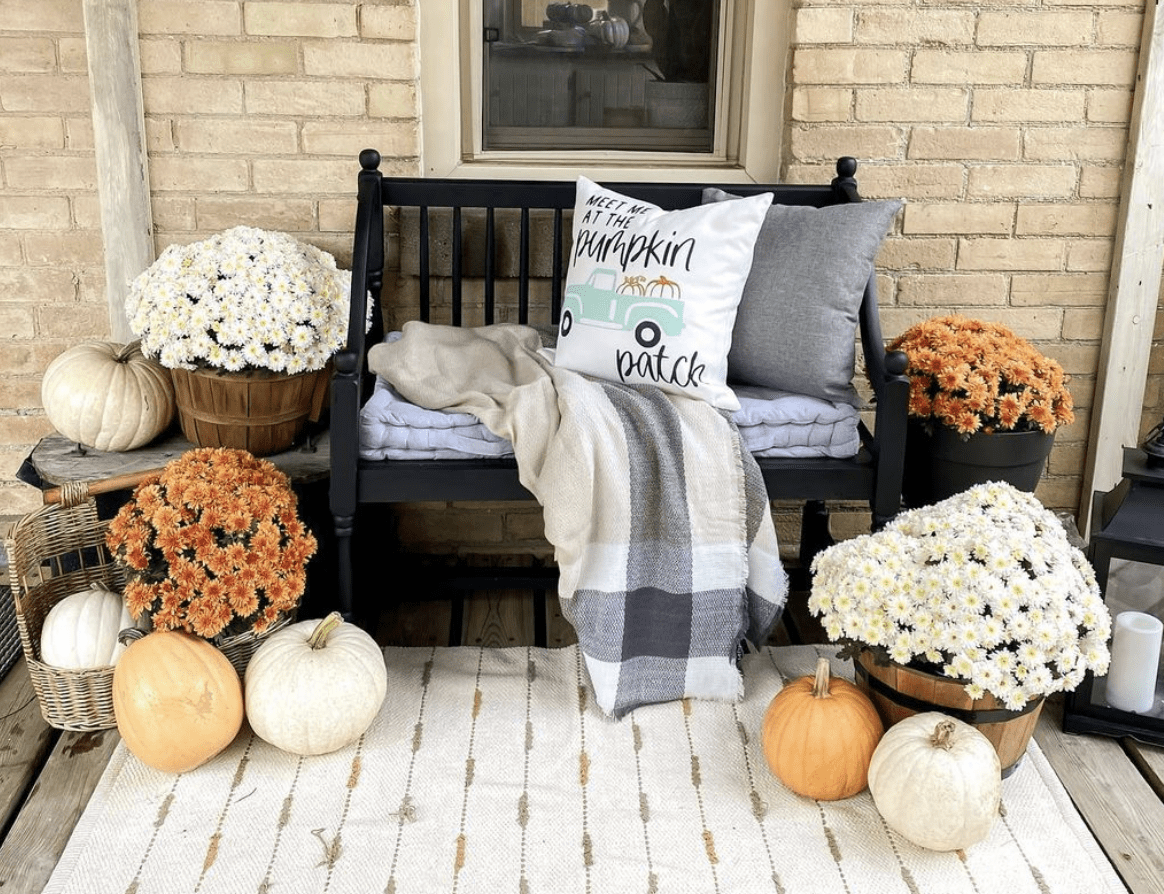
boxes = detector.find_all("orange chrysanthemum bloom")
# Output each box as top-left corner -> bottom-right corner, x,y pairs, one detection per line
169,556 -> 198,589
134,483 -> 164,516
997,394 -> 1024,429
222,506 -> 252,534
202,577 -> 228,604
225,542 -> 247,569
1027,402 -> 1057,433
205,545 -> 235,578
185,596 -> 221,639
227,582 -> 260,619
887,315 -> 1075,438
124,579 -> 155,616
199,505 -> 225,531
253,605 -> 281,634
155,525 -> 185,560
106,447 -> 317,639
961,377 -> 992,414
937,365 -> 969,394
946,406 -> 979,435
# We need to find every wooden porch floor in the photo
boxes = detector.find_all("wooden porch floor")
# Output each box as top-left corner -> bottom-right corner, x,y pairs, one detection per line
3,589 -> 1164,893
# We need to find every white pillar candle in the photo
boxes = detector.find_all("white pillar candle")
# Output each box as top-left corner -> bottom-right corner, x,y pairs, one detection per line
1106,611 -> 1164,714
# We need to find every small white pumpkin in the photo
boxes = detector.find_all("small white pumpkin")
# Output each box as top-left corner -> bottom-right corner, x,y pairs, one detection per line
588,12 -> 630,48
40,581 -> 134,669
41,340 -> 175,452
245,612 -> 387,756
867,712 -> 1002,852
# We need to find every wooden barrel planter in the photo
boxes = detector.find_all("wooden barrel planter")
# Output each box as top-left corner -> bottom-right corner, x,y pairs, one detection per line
170,364 -> 329,457
853,649 -> 1044,776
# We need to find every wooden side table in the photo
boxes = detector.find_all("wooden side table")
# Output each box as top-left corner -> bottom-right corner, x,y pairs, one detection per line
18,429 -> 337,618
24,429 -> 330,499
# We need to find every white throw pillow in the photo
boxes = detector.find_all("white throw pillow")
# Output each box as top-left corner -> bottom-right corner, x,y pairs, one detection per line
554,177 -> 772,410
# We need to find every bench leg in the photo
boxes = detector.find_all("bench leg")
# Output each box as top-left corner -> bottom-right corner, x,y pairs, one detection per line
798,500 -> 835,573
334,512 -> 355,623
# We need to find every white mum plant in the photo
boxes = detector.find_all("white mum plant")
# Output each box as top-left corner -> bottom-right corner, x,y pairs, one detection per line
126,226 -> 351,374
809,481 -> 1111,709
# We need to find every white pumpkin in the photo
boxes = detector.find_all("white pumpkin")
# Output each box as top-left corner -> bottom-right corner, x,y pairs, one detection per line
588,12 -> 630,48
867,712 -> 1002,852
41,340 -> 175,452
245,612 -> 387,756
40,581 -> 135,669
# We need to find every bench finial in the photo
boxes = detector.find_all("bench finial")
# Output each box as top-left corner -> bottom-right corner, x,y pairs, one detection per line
360,148 -> 382,171
832,157 -> 860,202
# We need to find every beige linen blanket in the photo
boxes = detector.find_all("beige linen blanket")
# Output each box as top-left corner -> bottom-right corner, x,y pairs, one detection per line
368,322 -> 787,715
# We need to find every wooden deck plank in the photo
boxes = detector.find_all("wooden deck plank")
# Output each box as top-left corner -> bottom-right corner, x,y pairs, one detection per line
461,589 -> 535,647
545,593 -> 578,647
0,726 -> 120,894
1035,697 -> 1164,894
0,658 -> 56,836
1123,739 -> 1164,799
374,598 -> 455,647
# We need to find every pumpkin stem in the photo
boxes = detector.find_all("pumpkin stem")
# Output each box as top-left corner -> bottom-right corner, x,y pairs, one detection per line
115,340 -> 143,362
812,657 -> 833,698
307,611 -> 344,650
118,627 -> 146,646
930,718 -> 957,750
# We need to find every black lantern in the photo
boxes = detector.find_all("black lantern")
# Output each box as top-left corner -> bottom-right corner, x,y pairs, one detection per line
1064,447 -> 1164,743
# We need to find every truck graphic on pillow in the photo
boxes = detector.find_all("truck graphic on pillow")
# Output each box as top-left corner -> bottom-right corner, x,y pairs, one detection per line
560,268 -> 685,348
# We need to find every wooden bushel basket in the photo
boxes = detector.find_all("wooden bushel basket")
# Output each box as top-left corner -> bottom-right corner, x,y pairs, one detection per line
854,648 -> 1044,776
170,364 -> 330,457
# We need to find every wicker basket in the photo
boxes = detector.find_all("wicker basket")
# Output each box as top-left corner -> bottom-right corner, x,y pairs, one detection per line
0,532 -> 19,680
214,612 -> 294,680
4,495 -> 127,731
0,584 -> 19,681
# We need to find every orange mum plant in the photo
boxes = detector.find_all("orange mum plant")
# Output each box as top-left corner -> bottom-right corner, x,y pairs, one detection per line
887,315 -> 1075,438
106,447 -> 317,639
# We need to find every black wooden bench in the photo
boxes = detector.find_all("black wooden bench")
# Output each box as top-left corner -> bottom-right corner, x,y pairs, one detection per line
330,150 -> 909,623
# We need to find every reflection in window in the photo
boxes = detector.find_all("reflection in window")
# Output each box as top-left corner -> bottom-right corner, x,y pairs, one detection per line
483,1 -> 719,152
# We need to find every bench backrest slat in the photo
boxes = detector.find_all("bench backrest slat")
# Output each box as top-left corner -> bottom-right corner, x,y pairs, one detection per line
519,207 -> 530,325
484,208 -> 495,324
552,208 -> 565,322
418,206 -> 430,322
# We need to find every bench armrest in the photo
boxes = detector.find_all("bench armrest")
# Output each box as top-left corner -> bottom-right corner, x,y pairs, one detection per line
856,275 -> 909,525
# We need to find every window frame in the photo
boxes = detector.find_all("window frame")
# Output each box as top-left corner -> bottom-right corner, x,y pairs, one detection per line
418,0 -> 786,183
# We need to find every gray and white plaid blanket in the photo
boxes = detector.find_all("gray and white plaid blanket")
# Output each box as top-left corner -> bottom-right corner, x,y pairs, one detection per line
368,323 -> 788,717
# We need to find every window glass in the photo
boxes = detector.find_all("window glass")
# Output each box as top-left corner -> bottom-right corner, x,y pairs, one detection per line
482,1 -> 719,152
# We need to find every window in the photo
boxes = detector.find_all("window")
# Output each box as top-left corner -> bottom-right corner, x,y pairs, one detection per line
419,0 -> 785,182
483,1 -> 718,153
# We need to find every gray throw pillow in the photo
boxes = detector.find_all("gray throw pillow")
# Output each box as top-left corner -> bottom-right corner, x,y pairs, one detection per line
703,189 -> 902,405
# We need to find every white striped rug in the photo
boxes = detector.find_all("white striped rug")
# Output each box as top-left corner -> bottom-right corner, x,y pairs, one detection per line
46,644 -> 1124,894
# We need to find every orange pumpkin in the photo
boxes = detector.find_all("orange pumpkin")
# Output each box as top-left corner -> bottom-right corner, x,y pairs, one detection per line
112,630 -> 244,773
761,656 -> 884,800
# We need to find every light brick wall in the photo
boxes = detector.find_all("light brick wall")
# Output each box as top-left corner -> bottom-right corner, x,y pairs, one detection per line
1,0 -> 1158,555
0,0 -> 98,517
0,0 -> 420,518
787,0 -> 1156,519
